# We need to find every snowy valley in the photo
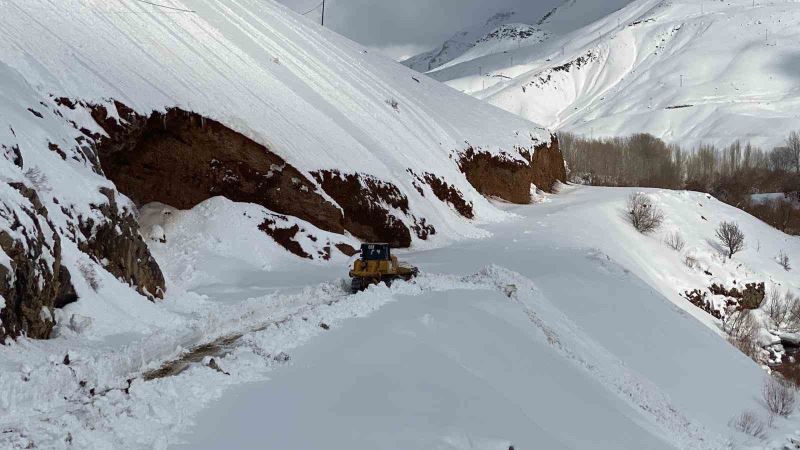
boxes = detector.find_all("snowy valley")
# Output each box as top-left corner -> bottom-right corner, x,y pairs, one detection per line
0,0 -> 798,449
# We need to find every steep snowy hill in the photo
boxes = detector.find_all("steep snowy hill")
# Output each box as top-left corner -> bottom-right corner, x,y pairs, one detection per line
0,0 -> 565,339
407,0 -> 800,149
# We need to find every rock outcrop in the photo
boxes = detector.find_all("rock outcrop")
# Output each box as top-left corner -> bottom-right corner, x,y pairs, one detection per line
0,183 -> 76,340
458,135 -> 566,204
710,282 -> 766,310
87,102 -> 431,249
90,103 -> 346,235
77,188 -> 164,299
312,170 -> 413,248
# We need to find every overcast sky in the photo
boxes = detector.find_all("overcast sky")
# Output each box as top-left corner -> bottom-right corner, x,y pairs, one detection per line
278,0 -> 547,60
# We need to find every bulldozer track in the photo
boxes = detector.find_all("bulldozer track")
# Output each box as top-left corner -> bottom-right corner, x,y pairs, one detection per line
142,292 -> 351,381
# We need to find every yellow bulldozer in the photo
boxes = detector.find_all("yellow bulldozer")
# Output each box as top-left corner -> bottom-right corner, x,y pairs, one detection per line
349,243 -> 419,293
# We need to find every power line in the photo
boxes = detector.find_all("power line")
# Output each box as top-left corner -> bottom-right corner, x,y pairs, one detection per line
135,0 -> 195,13
300,0 -> 325,26
300,1 -> 323,15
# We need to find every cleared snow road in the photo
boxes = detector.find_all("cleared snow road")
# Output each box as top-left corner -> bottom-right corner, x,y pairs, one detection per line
173,187 -> 767,450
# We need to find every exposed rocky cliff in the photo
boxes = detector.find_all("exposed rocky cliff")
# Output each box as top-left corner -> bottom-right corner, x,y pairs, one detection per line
0,183 -> 75,339
459,135 -> 565,204
89,102 -> 565,251
91,104 -> 347,236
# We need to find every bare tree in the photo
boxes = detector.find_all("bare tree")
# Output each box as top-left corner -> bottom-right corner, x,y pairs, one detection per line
762,375 -> 796,418
716,221 -> 745,258
778,250 -> 791,271
764,288 -> 800,332
729,410 -> 766,439
723,310 -> 761,361
787,130 -> 800,173
627,192 -> 664,233
664,231 -> 685,251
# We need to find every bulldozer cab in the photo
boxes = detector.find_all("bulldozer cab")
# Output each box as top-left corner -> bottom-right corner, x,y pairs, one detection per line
361,243 -> 390,261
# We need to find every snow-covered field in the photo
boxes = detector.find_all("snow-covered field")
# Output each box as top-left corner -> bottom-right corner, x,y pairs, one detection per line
407,0 -> 800,149
2,185 -> 799,449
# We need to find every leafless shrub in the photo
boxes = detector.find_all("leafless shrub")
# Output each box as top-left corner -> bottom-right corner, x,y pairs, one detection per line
627,192 -> 664,233
683,254 -> 699,269
764,288 -> 800,332
778,251 -> 791,271
24,167 -> 50,192
762,375 -> 796,418
729,410 -> 766,439
79,261 -> 100,292
385,98 -> 399,111
716,221 -> 745,259
664,231 -> 685,251
723,310 -> 761,361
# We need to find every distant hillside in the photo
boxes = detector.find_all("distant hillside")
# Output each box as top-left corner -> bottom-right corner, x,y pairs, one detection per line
406,0 -> 800,149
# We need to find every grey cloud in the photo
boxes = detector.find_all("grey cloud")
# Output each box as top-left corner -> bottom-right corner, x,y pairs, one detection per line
279,0 -> 559,59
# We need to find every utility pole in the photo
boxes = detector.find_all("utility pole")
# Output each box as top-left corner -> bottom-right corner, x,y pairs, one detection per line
321,0 -> 325,26
680,74 -> 683,87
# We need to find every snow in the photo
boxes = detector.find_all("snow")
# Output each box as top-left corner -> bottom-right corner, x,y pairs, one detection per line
3,185 -> 798,449
138,198 -> 358,294
0,0 -> 553,250
1,0 -> 799,448
407,0 -> 800,149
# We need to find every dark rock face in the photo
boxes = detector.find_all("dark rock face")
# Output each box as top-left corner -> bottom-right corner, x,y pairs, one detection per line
88,102 -> 566,251
409,170 -> 474,219
258,218 -> 312,260
458,135 -> 566,204
0,184 -> 76,340
90,103 -> 346,235
530,136 -> 567,193
710,282 -> 766,310
78,188 -> 165,299
312,170 -> 413,248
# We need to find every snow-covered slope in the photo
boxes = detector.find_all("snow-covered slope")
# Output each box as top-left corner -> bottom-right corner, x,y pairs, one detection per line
408,0 -> 800,149
402,0 -> 633,73
0,0 -> 556,251
0,0 -> 567,340
5,185 -> 799,449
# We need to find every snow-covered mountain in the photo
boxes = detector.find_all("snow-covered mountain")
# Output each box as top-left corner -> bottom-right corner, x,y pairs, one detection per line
1,1 -> 799,449
0,0 -> 564,339
406,0 -> 800,149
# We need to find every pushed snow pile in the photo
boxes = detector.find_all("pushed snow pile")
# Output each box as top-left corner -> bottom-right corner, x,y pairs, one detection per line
408,0 -> 800,148
139,198 -> 358,292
